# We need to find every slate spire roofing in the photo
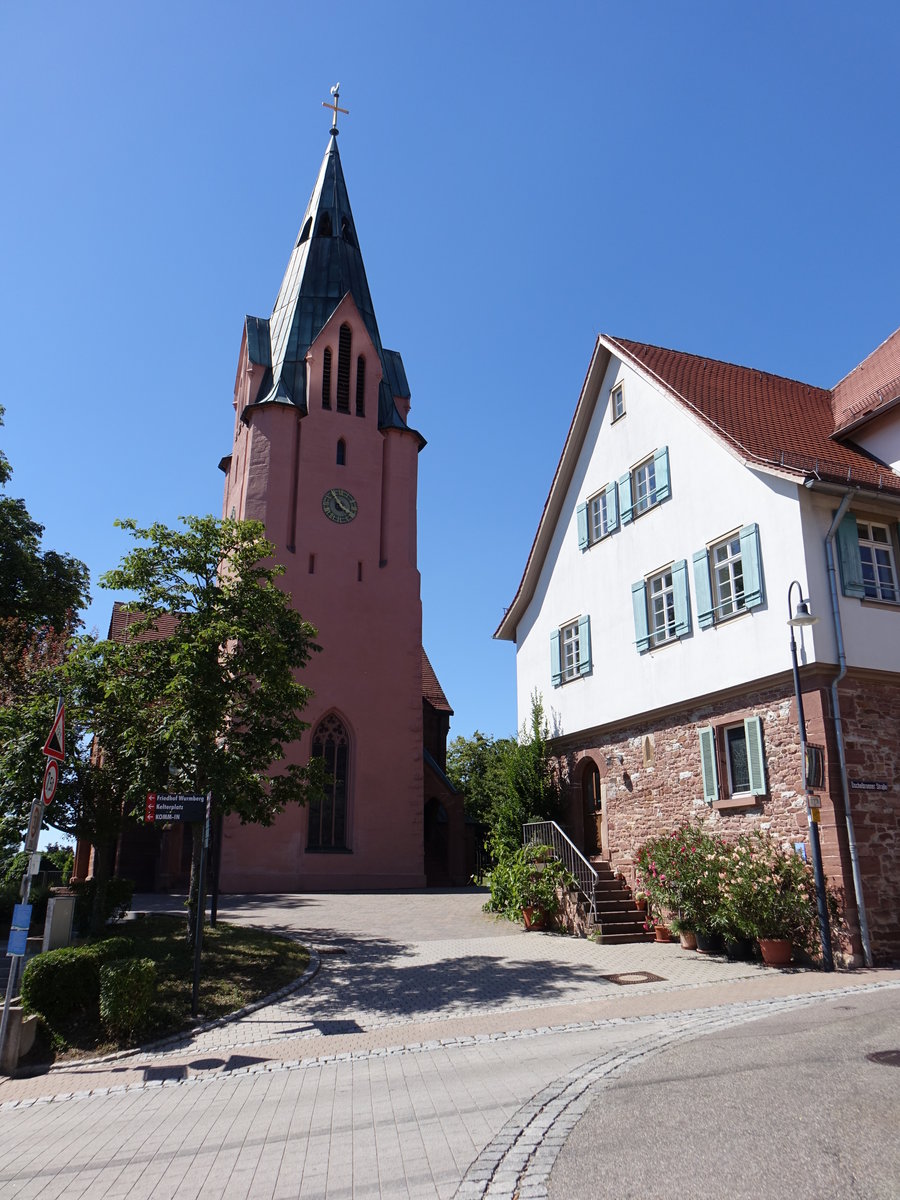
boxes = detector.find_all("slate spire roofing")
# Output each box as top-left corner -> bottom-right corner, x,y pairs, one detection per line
244,133 -> 413,433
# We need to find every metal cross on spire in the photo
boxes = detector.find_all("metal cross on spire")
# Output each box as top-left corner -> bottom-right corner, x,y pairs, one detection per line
322,83 -> 349,134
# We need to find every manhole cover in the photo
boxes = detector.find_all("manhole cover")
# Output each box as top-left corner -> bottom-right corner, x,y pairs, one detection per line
601,971 -> 666,986
867,1050 -> 900,1068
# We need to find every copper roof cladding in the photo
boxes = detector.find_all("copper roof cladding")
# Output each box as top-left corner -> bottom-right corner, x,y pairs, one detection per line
108,601 -> 179,643
832,325 -> 900,434
422,649 -> 453,714
609,336 -> 900,495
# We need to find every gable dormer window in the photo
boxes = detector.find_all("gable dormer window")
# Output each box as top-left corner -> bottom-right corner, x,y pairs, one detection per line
356,356 -> 366,416
322,347 -> 332,409
341,216 -> 356,247
337,324 -> 352,413
297,217 -> 312,246
317,212 -> 332,238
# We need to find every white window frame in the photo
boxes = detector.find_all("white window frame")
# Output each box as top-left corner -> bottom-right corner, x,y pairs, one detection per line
710,532 -> 746,619
561,620 -> 581,682
611,382 -> 625,421
589,490 -> 613,542
632,456 -> 658,515
857,521 -> 900,603
647,567 -> 676,646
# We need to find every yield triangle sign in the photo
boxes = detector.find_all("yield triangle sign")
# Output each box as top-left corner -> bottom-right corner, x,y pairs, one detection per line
42,698 -> 65,761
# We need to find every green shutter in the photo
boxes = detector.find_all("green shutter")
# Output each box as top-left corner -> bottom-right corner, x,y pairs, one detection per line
577,615 -> 592,676
631,580 -> 651,652
744,716 -> 767,796
739,523 -> 764,608
653,446 -> 671,502
577,503 -> 589,550
550,629 -> 562,688
672,559 -> 691,637
836,512 -> 865,598
605,481 -> 619,532
693,549 -> 715,628
699,726 -> 719,803
619,473 -> 634,525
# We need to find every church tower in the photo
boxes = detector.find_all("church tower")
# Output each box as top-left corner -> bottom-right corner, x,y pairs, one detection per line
217,102 -> 448,890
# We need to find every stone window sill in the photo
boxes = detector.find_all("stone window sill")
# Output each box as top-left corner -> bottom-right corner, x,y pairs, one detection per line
713,794 -> 763,811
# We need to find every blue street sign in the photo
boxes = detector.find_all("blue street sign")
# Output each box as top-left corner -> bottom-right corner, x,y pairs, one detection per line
7,928 -> 28,957
11,903 -> 32,931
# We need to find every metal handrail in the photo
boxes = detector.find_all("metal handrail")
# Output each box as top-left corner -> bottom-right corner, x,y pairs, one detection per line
523,820 -> 597,925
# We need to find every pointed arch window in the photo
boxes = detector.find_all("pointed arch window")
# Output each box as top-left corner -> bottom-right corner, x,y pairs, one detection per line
297,217 -> 312,246
322,347 -> 332,409
355,356 -> 366,416
316,212 -> 332,238
337,324 -> 352,413
341,216 -> 356,247
309,714 -> 349,850
337,438 -> 346,466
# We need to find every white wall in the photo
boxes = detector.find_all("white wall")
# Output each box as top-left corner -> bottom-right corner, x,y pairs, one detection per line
851,408 -> 900,473
514,354 -> 818,736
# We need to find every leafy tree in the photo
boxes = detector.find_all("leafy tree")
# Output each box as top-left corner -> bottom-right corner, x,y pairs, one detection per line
98,515 -> 323,936
489,692 -> 561,857
446,731 -> 514,826
0,406 -> 89,632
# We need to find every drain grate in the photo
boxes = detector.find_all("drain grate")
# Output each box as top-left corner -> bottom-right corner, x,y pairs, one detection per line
601,971 -> 666,986
867,1050 -> 900,1068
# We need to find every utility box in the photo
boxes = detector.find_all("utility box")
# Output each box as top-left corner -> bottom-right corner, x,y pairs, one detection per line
42,894 -> 76,952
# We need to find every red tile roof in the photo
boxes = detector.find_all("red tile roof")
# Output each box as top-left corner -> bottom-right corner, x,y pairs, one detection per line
833,326 -> 900,433
422,649 -> 453,713
608,336 -> 900,495
108,601 -> 180,643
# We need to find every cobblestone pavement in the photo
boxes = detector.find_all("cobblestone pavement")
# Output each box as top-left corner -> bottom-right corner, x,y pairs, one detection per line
1,890 -> 898,1199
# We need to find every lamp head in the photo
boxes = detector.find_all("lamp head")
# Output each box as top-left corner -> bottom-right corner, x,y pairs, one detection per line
788,599 -> 819,627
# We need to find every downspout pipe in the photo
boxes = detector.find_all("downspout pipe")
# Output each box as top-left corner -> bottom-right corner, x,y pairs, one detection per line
824,490 -> 873,967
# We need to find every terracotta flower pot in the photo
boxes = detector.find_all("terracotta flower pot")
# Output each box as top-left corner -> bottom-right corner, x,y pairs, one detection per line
679,930 -> 697,950
635,898 -> 647,912
654,924 -> 671,943
759,938 -> 793,966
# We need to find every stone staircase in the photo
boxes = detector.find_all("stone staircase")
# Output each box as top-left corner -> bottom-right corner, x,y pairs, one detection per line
587,858 -> 654,944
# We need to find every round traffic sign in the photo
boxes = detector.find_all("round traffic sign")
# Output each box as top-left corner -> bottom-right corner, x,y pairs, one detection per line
42,759 -> 59,805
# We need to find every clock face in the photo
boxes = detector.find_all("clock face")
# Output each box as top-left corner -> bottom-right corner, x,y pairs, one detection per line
322,487 -> 358,524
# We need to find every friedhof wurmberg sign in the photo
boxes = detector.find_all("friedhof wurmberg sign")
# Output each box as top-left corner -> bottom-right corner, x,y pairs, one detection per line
145,793 -> 207,823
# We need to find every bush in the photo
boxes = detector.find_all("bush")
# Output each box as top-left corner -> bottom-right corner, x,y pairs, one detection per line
21,947 -> 100,1028
80,936 -> 134,965
484,843 -> 574,922
635,824 -> 728,934
99,958 -> 157,1037
71,877 -> 135,934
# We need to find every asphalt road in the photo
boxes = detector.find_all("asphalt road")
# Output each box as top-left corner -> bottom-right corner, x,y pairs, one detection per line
549,987 -> 900,1200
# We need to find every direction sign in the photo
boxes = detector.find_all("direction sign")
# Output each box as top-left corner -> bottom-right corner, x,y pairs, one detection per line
42,758 -> 59,806
42,699 -> 65,762
145,793 -> 207,823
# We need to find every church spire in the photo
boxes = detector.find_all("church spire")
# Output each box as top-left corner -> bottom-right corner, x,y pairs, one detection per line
249,100 -> 411,431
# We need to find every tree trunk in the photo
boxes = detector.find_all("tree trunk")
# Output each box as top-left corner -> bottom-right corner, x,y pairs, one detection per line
186,820 -> 206,947
89,839 -> 115,938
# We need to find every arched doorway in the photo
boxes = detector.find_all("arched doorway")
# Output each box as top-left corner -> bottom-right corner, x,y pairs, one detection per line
581,759 -> 602,857
424,797 -> 450,886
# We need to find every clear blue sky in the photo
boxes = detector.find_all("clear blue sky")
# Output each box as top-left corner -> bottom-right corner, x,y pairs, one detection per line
2,1 -> 898,744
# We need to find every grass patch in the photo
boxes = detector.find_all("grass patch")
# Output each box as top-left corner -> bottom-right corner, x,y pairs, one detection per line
21,915 -> 309,1065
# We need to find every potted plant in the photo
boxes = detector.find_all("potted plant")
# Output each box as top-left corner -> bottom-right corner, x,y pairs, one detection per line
669,914 -> 697,950
486,843 -> 575,930
633,890 -> 649,912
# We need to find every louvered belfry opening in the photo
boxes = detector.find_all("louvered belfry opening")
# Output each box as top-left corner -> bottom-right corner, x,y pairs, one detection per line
355,355 -> 366,416
322,347 -> 332,408
316,212 -> 332,237
337,324 -> 352,413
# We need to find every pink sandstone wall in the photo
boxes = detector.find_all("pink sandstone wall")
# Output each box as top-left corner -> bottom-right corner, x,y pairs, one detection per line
218,297 -> 426,890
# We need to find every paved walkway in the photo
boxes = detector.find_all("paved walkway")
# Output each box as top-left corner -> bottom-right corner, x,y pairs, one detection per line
1,890 -> 898,1198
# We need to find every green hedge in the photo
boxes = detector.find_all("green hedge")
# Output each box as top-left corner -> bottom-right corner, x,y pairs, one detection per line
99,959 -> 157,1037
21,947 -> 100,1029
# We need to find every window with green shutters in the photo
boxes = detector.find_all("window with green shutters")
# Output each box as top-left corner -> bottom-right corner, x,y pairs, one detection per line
631,560 -> 691,652
619,446 -> 671,525
698,716 -> 767,804
836,512 -> 900,602
577,483 -> 618,550
693,524 -> 764,627
550,615 -> 592,686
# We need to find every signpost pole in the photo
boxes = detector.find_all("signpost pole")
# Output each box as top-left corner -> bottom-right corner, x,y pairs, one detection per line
191,794 -> 212,1018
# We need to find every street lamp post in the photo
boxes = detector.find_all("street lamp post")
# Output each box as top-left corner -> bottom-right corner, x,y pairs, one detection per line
787,581 -> 834,971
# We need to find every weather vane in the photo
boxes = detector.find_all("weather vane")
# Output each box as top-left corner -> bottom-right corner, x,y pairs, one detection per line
322,83 -> 349,133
